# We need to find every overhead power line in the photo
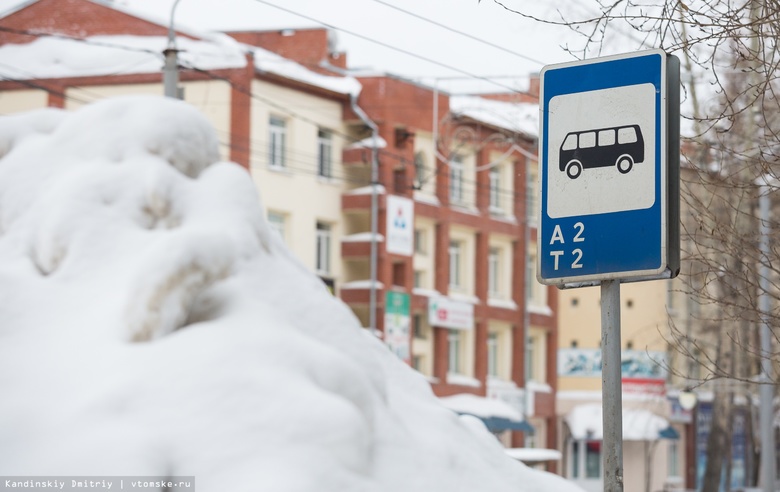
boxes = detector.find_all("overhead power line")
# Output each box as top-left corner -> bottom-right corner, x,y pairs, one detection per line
369,0 -> 545,66
251,0 -> 527,95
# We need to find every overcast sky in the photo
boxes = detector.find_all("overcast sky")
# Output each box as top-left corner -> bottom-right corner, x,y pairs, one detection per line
119,0 -> 608,94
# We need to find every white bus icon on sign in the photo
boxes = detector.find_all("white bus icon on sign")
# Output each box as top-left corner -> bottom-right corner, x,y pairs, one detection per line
559,125 -> 645,179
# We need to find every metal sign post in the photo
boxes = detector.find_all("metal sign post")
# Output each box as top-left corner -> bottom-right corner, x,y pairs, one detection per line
538,49 -> 680,492
601,279 -> 623,491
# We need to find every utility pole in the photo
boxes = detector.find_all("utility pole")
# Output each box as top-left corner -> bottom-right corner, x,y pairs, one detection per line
163,0 -> 183,99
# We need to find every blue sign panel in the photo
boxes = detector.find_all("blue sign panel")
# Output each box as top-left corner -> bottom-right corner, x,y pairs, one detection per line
538,49 -> 679,286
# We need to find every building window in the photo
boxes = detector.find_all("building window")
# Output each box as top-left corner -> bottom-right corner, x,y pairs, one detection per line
317,129 -> 332,178
269,116 -> 286,169
570,441 -> 602,480
449,155 -> 464,204
668,439 -> 680,478
413,270 -> 423,288
527,166 -> 539,223
413,314 -> 424,338
585,442 -> 601,478
487,332 -> 498,377
267,211 -> 286,244
449,240 -> 462,290
527,252 -> 547,307
448,330 -> 461,373
414,229 -> 426,254
414,151 -> 426,189
316,221 -> 331,275
489,166 -> 501,211
488,247 -> 500,297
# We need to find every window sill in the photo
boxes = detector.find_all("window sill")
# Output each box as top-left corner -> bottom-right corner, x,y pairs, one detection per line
446,373 -> 482,388
267,165 -> 294,176
316,175 -> 340,186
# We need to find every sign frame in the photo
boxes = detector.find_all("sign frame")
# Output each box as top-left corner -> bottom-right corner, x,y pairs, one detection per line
537,49 -> 680,287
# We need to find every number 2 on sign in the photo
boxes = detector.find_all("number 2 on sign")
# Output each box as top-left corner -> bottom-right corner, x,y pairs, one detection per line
549,222 -> 584,270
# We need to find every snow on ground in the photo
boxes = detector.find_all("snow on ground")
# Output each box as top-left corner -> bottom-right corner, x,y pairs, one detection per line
0,96 -> 582,492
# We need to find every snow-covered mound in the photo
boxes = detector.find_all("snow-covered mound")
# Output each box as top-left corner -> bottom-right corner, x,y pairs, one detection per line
0,96 -> 581,492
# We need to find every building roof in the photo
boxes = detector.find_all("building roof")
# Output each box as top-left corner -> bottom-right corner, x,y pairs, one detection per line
449,95 -> 538,140
0,0 -> 361,97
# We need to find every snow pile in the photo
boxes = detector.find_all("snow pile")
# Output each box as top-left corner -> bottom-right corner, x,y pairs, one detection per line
0,96 -> 581,492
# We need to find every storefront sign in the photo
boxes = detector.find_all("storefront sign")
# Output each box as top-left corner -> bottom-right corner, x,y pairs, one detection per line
559,348 -> 667,380
428,296 -> 474,331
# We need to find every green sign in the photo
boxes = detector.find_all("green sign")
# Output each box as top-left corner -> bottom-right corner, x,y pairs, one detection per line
384,291 -> 410,363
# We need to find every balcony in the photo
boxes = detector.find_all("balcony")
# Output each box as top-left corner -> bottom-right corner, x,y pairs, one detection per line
342,184 -> 385,211
341,232 -> 384,258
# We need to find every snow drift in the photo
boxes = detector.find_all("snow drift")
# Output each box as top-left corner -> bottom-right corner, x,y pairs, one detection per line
0,96 -> 581,492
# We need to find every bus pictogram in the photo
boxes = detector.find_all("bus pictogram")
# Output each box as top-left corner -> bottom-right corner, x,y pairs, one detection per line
559,124 -> 645,179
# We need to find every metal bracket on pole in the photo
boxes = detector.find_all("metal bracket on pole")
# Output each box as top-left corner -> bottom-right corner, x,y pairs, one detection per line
601,279 -> 624,492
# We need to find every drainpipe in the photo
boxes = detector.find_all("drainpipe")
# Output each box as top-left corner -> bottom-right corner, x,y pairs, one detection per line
350,94 -> 379,334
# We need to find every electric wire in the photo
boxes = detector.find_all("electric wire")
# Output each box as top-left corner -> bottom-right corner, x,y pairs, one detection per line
251,0 -> 528,95
0,26 -> 537,205
368,0 -> 545,66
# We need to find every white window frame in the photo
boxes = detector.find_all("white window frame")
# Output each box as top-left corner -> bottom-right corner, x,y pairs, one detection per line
317,129 -> 332,178
414,151 -> 426,189
269,116 -> 286,169
488,247 -> 500,298
449,155 -> 464,204
449,240 -> 462,290
487,332 -> 498,377
489,166 -> 502,211
316,221 -> 331,275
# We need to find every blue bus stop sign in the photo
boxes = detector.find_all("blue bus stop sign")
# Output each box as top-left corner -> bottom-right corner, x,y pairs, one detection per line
538,49 -> 680,287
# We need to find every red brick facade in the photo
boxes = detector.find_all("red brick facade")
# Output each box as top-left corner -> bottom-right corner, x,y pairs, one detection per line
342,74 -> 558,461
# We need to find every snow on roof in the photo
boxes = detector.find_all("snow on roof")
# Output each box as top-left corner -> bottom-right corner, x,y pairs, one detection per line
0,33 -> 361,96
0,95 -> 585,492
505,448 -> 562,463
439,393 -> 523,421
565,403 -> 675,441
449,95 -> 539,139
0,34 -> 246,80
251,46 -> 361,96
345,134 -> 388,149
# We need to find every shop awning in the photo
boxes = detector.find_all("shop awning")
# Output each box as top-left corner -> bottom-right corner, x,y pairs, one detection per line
439,394 -> 534,434
565,403 -> 678,441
